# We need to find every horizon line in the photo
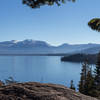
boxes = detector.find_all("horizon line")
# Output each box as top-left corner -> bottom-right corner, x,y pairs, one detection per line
0,39 -> 100,46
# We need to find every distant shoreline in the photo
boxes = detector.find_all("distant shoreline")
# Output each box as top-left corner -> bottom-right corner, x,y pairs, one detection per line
0,54 -> 69,56
61,54 -> 97,64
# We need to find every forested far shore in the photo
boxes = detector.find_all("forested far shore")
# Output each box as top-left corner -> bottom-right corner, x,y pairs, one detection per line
61,54 -> 97,64
0,53 -> 69,56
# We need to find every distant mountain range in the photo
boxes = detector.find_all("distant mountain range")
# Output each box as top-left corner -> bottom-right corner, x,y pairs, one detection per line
0,39 -> 100,55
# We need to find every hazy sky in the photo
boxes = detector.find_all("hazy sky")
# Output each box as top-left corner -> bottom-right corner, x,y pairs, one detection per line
0,0 -> 100,45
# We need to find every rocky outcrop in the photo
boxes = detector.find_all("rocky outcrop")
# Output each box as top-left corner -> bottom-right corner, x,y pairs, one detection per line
0,82 -> 98,100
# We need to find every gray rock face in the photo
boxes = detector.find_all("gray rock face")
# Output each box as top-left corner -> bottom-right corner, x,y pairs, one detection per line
0,82 -> 98,100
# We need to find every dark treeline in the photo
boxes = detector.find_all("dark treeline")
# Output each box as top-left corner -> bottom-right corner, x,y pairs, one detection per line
61,54 -> 97,64
68,52 -> 100,98
77,52 -> 100,98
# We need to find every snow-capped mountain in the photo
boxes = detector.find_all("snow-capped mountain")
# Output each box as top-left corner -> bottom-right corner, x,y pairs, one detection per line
10,39 -> 51,48
0,39 -> 53,54
0,39 -> 50,48
0,39 -> 100,54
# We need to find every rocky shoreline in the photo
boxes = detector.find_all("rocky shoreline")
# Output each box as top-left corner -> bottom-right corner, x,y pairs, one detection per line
0,82 -> 98,100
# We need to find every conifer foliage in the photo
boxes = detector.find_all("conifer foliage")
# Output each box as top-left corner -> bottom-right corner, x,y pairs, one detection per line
22,0 -> 75,8
70,80 -> 75,90
94,52 -> 100,88
88,18 -> 100,32
78,60 -> 90,94
78,60 -> 95,97
84,68 -> 95,97
79,52 -> 100,98
94,52 -> 100,97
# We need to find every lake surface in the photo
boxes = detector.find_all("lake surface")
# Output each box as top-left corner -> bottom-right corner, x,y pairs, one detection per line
0,56 -> 82,88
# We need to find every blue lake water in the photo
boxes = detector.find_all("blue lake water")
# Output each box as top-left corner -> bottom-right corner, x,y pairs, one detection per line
0,56 -> 82,88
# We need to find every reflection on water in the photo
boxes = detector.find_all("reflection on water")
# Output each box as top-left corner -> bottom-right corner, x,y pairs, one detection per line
0,56 -> 82,87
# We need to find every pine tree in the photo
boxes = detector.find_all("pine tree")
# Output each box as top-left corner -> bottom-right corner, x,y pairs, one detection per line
78,60 -> 90,94
94,52 -> 100,87
85,67 -> 95,97
94,52 -> 100,96
70,80 -> 75,90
